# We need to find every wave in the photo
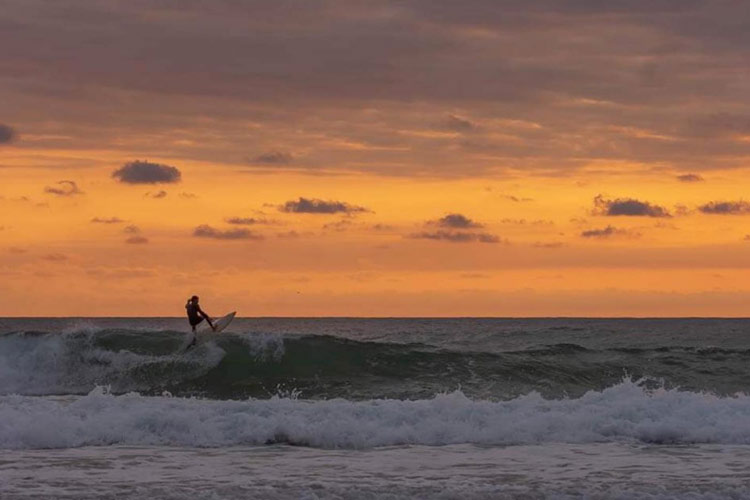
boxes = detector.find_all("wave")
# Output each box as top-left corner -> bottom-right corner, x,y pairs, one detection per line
3,328 -> 750,399
2,379 -> 750,450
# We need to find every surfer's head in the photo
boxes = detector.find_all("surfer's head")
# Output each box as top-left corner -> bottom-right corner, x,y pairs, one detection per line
190,295 -> 199,303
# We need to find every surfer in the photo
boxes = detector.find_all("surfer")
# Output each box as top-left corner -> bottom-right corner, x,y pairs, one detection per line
185,295 -> 215,333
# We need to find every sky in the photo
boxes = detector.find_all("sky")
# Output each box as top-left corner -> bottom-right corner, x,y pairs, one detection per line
2,0 -> 750,316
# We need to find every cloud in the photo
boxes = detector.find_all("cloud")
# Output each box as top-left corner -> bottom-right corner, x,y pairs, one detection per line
91,217 -> 124,224
676,173 -> 704,182
533,242 -> 565,248
430,213 -> 483,229
146,190 -> 168,199
580,225 -> 635,238
444,114 -> 475,132
125,236 -> 149,244
179,192 -> 198,199
280,197 -> 368,214
502,195 -> 534,203
698,201 -> 750,215
0,124 -> 16,144
193,224 -> 263,240
323,219 -> 354,231
225,217 -> 270,225
252,151 -> 293,164
112,161 -> 181,184
593,195 -> 671,217
44,180 -> 83,196
123,224 -> 141,234
410,230 -> 500,243
42,253 -> 68,261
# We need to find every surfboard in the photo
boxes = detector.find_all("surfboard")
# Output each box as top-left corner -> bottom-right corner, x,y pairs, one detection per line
197,311 -> 236,335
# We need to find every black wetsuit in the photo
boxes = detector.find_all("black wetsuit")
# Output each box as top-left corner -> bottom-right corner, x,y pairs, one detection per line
186,302 -> 206,328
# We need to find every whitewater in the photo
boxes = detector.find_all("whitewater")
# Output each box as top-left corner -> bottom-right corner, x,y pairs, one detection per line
2,317 -> 750,499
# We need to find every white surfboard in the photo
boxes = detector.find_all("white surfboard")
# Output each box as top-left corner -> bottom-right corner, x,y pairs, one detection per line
197,311 -> 236,335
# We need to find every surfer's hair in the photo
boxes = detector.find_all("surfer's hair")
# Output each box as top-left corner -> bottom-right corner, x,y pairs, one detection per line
191,295 -> 199,301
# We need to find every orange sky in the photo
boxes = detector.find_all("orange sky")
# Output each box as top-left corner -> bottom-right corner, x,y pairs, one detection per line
2,1 -> 750,316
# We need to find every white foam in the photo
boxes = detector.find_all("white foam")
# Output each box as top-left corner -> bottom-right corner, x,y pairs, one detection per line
2,379 -> 750,450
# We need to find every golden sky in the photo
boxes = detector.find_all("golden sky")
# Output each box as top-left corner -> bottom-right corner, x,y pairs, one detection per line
2,1 -> 750,316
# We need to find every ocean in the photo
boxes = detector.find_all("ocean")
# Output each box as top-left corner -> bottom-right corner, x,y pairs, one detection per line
2,317 -> 750,499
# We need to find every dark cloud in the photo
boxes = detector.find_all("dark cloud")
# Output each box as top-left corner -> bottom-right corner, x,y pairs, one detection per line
444,115 -> 475,132
193,224 -> 263,240
44,180 -> 83,196
225,217 -> 270,225
280,197 -> 368,214
698,201 -> 750,215
179,192 -> 198,199
112,161 -> 181,184
432,213 -> 483,229
581,226 -> 635,238
146,190 -> 168,199
91,217 -> 124,224
0,124 -> 16,144
125,236 -> 149,244
676,173 -> 704,182
410,230 -> 500,243
253,151 -> 293,164
593,195 -> 671,217
123,224 -> 141,234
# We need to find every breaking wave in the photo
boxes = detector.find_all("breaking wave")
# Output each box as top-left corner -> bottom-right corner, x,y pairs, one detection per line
3,327 -> 750,399
2,379 -> 750,450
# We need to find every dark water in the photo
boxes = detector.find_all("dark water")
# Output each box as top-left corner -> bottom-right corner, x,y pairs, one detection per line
2,317 -> 749,400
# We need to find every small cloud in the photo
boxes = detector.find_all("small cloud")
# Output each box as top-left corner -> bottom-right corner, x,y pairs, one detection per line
279,197 -> 368,214
44,180 -> 83,196
431,213 -> 483,229
252,151 -> 293,164
193,224 -> 263,240
744,235 -> 750,241
277,230 -> 302,238
146,190 -> 168,199
410,230 -> 500,243
533,242 -> 565,248
123,225 -> 141,234
112,160 -> 181,184
0,124 -> 16,144
501,195 -> 534,203
323,219 -> 353,231
698,201 -> 750,215
91,217 -> 124,224
593,195 -> 670,217
461,273 -> 489,279
677,173 -> 704,182
501,218 -> 554,226
372,223 -> 395,231
225,217 -> 270,225
444,114 -> 475,132
179,192 -> 198,199
8,247 -> 26,254
42,253 -> 68,261
125,236 -> 149,244
580,225 -> 636,238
